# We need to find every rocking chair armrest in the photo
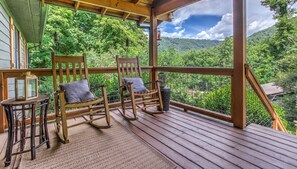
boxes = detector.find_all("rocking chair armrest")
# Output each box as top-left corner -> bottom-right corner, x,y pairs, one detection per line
121,82 -> 134,88
94,84 -> 106,88
144,80 -> 162,85
54,90 -> 65,96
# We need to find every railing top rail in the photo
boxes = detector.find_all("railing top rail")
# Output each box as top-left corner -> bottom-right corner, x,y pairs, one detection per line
0,67 -> 153,78
155,66 -> 233,76
0,66 -> 234,78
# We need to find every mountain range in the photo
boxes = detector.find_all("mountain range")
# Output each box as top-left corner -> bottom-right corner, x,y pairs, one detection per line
158,26 -> 275,52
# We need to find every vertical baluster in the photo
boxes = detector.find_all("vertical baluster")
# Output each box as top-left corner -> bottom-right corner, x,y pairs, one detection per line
121,63 -> 125,78
79,62 -> 83,80
134,63 -> 138,77
58,62 -> 63,84
72,62 -> 77,81
65,63 -> 70,82
125,63 -> 129,77
130,63 -> 134,77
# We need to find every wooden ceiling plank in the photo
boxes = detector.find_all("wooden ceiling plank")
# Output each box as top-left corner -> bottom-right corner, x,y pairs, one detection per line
154,0 -> 200,16
74,0 -> 149,17
44,0 -> 172,21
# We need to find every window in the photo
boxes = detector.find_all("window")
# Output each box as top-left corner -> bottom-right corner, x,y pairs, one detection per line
14,28 -> 19,69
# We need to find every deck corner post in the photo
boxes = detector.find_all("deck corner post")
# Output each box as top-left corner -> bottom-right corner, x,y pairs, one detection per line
0,72 -> 6,133
231,0 -> 247,129
149,7 -> 158,89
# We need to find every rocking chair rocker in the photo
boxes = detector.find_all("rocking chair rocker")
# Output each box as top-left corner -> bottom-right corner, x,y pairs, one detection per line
116,56 -> 164,120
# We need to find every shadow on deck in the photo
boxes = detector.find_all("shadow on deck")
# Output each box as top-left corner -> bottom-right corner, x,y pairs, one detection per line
0,106 -> 297,169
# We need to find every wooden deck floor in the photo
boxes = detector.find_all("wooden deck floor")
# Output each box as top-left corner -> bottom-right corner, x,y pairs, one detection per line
112,107 -> 297,169
1,106 -> 297,169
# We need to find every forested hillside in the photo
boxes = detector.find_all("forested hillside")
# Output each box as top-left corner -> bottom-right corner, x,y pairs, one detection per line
158,37 -> 220,52
30,1 -> 297,134
248,26 -> 275,45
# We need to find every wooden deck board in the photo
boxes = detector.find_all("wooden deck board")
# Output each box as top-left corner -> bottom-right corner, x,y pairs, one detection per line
168,109 -> 297,161
139,111 -> 285,169
247,123 -> 297,143
141,109 -> 294,169
111,106 -> 297,169
169,108 -> 297,159
165,109 -> 297,168
111,111 -> 198,169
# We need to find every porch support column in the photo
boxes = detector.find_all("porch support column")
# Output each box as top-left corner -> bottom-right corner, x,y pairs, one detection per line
231,0 -> 246,128
149,7 -> 158,89
0,72 -> 6,133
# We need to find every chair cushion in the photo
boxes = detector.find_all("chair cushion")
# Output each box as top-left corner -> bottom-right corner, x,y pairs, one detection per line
123,78 -> 148,93
60,79 -> 96,104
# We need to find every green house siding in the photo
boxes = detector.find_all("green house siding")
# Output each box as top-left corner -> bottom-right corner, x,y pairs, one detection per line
0,3 -> 10,69
0,3 -> 27,98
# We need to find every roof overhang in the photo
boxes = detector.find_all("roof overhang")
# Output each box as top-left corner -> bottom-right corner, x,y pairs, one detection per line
42,0 -> 200,24
5,0 -> 48,43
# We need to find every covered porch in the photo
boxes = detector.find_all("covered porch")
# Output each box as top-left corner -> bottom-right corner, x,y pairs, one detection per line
0,0 -> 296,168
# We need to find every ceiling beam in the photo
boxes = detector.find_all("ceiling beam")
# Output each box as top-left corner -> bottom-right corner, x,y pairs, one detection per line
123,13 -> 130,20
154,0 -> 200,16
139,16 -> 147,24
157,13 -> 172,22
74,1 -> 80,11
133,0 -> 141,5
101,8 -> 107,15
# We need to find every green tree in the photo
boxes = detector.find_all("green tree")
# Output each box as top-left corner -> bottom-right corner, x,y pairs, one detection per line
261,0 -> 297,59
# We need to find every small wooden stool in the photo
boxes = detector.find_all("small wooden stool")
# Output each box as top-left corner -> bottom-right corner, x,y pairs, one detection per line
1,95 -> 50,166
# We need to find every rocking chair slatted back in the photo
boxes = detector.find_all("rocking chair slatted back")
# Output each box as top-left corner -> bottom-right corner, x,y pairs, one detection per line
51,52 -> 89,92
116,56 -> 142,87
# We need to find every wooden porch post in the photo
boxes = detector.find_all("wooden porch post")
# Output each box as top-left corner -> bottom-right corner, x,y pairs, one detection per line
0,72 -> 7,133
231,0 -> 247,128
149,7 -> 158,88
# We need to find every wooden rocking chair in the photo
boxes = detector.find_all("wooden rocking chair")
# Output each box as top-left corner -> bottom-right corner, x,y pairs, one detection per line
52,52 -> 111,143
116,56 -> 164,120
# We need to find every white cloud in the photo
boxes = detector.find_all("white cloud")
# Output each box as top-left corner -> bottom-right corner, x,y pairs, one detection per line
196,13 -> 233,40
172,0 -> 231,25
161,0 -> 276,40
162,29 -> 186,38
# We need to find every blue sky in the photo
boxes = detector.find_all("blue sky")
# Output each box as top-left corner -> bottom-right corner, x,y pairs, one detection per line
159,0 -> 277,40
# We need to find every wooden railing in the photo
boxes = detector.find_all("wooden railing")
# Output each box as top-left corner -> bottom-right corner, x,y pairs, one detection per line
154,66 -> 233,76
0,67 -> 153,132
0,66 -> 287,133
156,65 -> 287,133
245,64 -> 287,132
155,66 -> 234,123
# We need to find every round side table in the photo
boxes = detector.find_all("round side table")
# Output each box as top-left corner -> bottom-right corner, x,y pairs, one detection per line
1,95 -> 51,166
